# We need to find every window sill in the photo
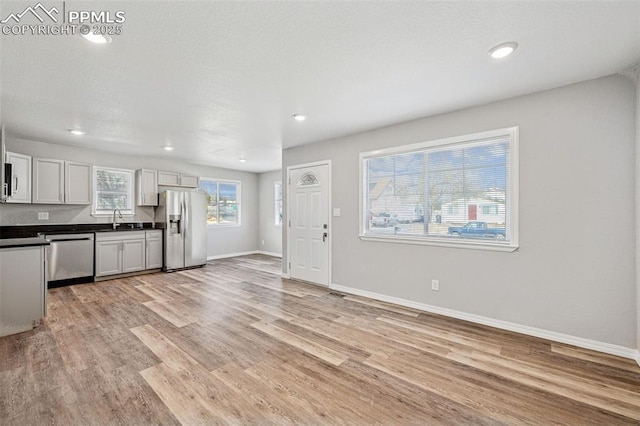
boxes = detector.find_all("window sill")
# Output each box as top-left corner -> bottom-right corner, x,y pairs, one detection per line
359,234 -> 518,252
207,223 -> 241,228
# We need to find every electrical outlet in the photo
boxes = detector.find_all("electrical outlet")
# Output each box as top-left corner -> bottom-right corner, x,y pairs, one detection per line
38,212 -> 49,220
431,279 -> 439,291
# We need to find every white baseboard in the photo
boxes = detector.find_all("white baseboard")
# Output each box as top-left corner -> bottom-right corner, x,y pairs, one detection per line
207,251 -> 258,260
256,251 -> 282,258
282,273 -> 291,279
329,283 -> 639,361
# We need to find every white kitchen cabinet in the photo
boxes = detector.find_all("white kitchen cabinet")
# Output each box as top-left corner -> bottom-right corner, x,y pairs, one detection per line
95,240 -> 122,277
145,230 -> 163,269
136,169 -> 158,206
122,239 -> 145,273
5,151 -> 32,203
158,171 -> 199,188
180,174 -> 199,188
65,161 -> 92,205
95,231 -> 146,277
0,246 -> 46,337
158,171 -> 180,186
32,158 -> 64,204
32,158 -> 92,205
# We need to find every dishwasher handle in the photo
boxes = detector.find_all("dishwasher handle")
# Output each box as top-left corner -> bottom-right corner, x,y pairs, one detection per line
44,233 -> 95,242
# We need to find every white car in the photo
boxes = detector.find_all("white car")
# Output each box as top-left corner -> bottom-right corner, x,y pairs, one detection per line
371,213 -> 398,227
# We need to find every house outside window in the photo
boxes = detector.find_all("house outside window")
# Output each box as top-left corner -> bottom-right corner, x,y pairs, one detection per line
275,181 -> 283,226
360,127 -> 518,251
199,179 -> 241,226
93,167 -> 134,216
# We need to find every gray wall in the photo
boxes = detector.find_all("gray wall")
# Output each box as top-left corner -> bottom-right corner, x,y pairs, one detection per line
258,170 -> 283,256
283,75 -> 637,349
1,137 -> 259,258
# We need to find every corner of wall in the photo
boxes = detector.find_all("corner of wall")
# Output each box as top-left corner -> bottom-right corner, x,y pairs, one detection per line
635,66 -> 640,359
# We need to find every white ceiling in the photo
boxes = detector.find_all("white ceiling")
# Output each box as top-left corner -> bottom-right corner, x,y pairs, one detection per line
1,1 -> 639,173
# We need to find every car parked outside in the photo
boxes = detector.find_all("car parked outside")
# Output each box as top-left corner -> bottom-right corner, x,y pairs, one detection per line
371,213 -> 398,228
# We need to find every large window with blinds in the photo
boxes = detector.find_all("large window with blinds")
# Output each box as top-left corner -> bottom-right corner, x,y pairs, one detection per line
93,167 -> 135,216
361,127 -> 518,251
199,178 -> 241,226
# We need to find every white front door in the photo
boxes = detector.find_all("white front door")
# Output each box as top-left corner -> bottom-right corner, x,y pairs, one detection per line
289,164 -> 330,286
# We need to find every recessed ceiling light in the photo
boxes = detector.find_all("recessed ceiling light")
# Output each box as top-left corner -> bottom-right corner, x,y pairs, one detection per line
163,146 -> 175,151
488,42 -> 518,59
292,114 -> 307,122
69,129 -> 86,135
239,158 -> 247,163
81,31 -> 112,44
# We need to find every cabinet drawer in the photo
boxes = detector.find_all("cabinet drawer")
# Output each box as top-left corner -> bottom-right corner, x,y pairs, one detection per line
96,231 -> 146,241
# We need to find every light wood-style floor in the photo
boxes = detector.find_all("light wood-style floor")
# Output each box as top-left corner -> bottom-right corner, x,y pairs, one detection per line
1,254 -> 640,425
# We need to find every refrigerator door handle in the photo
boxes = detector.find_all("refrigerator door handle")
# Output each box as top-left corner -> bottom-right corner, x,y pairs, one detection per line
184,197 -> 189,239
181,200 -> 186,236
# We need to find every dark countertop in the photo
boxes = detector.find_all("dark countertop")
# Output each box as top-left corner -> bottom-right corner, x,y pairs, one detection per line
0,237 -> 50,249
0,223 -> 159,239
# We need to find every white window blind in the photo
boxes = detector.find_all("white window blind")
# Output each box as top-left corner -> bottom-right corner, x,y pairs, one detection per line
361,127 -> 518,250
199,179 -> 241,226
93,167 -> 134,215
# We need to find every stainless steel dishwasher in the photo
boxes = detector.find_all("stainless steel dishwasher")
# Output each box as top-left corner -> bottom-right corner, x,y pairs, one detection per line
44,233 -> 95,286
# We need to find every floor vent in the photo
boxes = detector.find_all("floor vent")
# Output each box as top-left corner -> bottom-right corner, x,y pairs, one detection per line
329,292 -> 345,298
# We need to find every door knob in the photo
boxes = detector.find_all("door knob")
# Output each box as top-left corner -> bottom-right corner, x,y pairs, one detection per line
323,232 -> 328,242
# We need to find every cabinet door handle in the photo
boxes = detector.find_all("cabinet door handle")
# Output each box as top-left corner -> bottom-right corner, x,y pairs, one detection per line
13,176 -> 18,193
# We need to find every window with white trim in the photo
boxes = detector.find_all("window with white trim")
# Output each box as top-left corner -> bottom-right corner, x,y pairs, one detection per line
93,167 -> 135,216
361,127 -> 518,251
199,178 -> 241,226
275,181 -> 283,226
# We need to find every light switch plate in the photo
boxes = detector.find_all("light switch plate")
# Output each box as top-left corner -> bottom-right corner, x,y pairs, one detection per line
333,208 -> 341,217
38,212 -> 49,220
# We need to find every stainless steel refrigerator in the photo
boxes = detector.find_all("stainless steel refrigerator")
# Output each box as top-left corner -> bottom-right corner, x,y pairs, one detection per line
157,190 -> 207,271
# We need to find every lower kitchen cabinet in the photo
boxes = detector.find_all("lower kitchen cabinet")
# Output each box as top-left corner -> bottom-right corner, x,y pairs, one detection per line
0,245 -> 46,337
95,231 -> 146,277
145,230 -> 163,269
95,240 -> 121,276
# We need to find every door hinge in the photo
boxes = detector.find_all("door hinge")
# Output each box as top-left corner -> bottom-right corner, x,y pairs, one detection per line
288,220 -> 291,227
288,262 -> 291,269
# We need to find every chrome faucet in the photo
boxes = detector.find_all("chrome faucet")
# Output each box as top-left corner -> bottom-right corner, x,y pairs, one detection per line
112,209 -> 123,229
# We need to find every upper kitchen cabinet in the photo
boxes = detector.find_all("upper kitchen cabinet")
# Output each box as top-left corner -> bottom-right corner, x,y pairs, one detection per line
32,158 -> 92,205
158,171 -> 199,188
180,174 -> 199,188
136,169 -> 158,206
32,158 -> 64,204
5,152 -> 32,203
65,162 -> 92,205
158,171 -> 180,186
